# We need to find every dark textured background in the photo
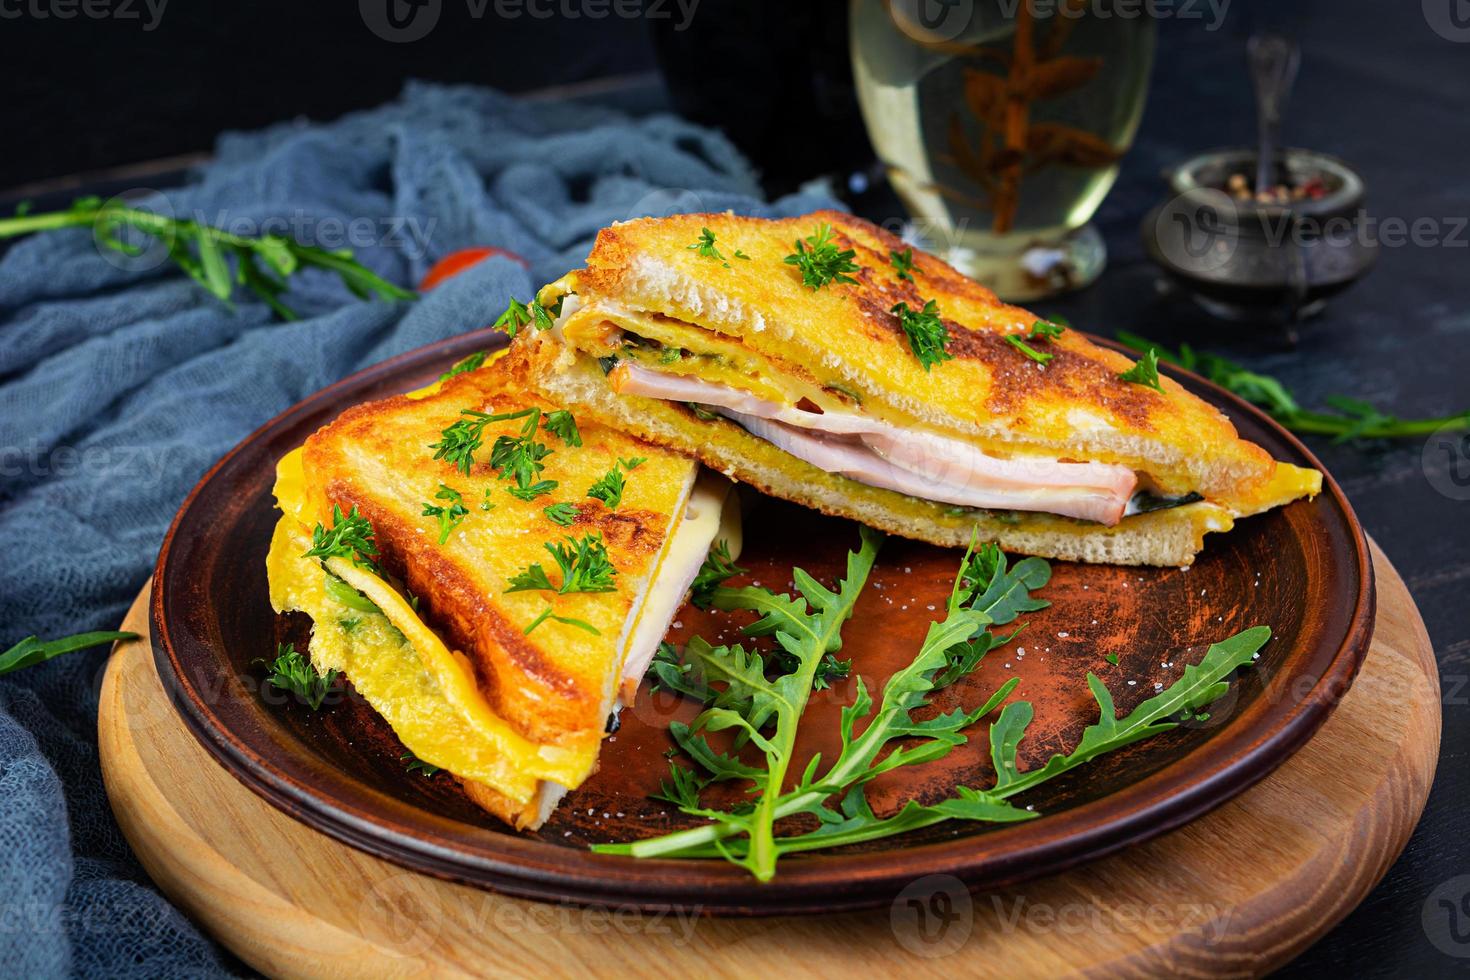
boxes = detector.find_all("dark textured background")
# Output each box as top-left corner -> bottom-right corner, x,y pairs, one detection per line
3,0 -> 1467,974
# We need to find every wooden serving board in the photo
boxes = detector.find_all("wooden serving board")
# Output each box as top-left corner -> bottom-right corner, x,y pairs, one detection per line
99,542 -> 1438,978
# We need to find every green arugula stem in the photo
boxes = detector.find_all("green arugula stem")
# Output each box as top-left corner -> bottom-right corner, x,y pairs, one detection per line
0,200 -> 415,320
1116,332 -> 1468,440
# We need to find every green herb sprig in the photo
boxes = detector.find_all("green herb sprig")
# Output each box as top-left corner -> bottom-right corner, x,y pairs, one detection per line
493,297 -> 554,337
889,247 -> 918,282
524,607 -> 602,637
304,505 -> 380,573
1118,332 -> 1470,441
259,642 -> 339,710
891,299 -> 953,371
1117,347 -> 1165,392
0,198 -> 415,321
401,752 -> 441,777
586,456 -> 645,510
784,223 -> 860,291
1004,319 -> 1067,366
421,484 -> 470,544
506,532 -> 618,595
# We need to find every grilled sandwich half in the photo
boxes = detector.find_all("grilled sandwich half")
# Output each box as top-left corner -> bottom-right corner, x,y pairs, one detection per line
266,349 -> 737,829
516,210 -> 1320,567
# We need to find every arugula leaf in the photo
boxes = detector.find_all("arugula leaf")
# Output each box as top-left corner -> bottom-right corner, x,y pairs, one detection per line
1117,347 -> 1165,392
1117,332 -> 1470,442
597,527 -> 883,880
0,630 -> 137,677
260,642 -> 338,710
401,751 -> 441,777
652,761 -> 708,810
783,223 -> 860,290
689,540 -> 745,609
596,533 -> 1268,877
0,198 -> 414,321
679,625 -> 1270,863
891,299 -> 953,371
649,642 -> 708,700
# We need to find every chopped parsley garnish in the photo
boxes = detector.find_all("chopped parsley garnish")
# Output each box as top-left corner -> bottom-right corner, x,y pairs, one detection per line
1004,319 -> 1067,365
505,479 -> 557,501
260,642 -> 338,710
421,483 -> 470,544
687,228 -> 751,269
1117,347 -> 1165,392
480,488 -> 496,512
438,350 -> 488,382
586,457 -> 644,510
784,223 -> 860,290
1004,334 -> 1053,365
544,409 -> 582,447
890,299 -> 953,371
506,532 -> 618,595
493,297 -> 554,337
303,504 -> 380,573
889,247 -> 918,282
431,406 -> 552,491
543,502 -> 580,526
689,539 -> 746,609
401,751 -> 441,777
523,606 -> 602,637
688,227 -> 724,261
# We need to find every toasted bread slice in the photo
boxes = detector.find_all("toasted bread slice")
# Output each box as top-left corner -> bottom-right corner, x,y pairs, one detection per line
267,351 -> 719,827
515,210 -> 1320,565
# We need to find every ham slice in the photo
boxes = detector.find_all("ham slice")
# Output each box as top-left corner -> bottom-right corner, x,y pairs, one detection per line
613,362 -> 1137,525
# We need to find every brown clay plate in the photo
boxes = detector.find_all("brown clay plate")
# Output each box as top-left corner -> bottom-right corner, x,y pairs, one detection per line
151,328 -> 1374,915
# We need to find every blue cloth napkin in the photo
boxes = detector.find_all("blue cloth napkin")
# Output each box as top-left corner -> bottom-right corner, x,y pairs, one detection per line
0,80 -> 831,977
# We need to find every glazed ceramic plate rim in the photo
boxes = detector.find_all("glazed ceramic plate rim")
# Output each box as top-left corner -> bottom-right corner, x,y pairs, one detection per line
151,328 -> 1374,914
